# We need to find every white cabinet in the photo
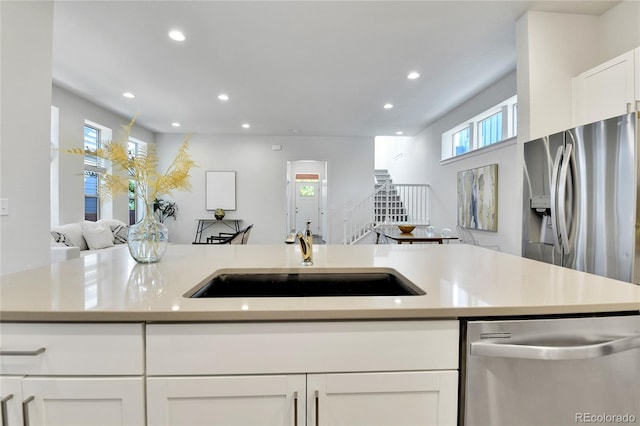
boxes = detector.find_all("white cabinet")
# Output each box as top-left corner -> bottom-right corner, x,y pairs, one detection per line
2,320 -> 460,425
146,320 -> 459,426
148,371 -> 458,426
572,48 -> 639,126
0,323 -> 145,426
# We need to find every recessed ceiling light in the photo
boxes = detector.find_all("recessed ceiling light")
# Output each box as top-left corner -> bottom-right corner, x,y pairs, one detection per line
171,122 -> 181,127
407,72 -> 420,79
218,94 -> 229,101
241,123 -> 250,129
169,30 -> 186,42
122,92 -> 135,99
383,103 -> 394,109
396,131 -> 404,135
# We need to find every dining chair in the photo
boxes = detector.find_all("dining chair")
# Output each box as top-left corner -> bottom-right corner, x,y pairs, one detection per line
241,224 -> 253,244
213,224 -> 253,245
456,225 -> 500,251
229,231 -> 244,244
206,230 -> 242,244
372,226 -> 388,244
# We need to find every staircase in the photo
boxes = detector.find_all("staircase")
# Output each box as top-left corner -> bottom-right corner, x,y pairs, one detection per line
374,170 -> 409,223
343,170 -> 430,244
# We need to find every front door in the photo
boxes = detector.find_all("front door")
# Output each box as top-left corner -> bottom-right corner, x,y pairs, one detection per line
295,181 -> 319,234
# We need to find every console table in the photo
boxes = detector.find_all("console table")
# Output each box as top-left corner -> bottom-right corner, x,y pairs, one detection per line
193,219 -> 242,244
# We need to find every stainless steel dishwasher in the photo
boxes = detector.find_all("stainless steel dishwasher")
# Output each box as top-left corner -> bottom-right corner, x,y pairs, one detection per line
461,314 -> 640,426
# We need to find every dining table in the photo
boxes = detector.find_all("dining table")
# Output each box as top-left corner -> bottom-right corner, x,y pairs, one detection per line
375,227 -> 458,244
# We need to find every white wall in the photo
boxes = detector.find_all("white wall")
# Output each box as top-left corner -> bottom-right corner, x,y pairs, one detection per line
51,85 -> 155,226
516,12 -> 599,141
385,71 -> 519,254
155,133 -> 373,245
598,0 -> 640,63
0,1 -> 53,275
374,136 -> 413,172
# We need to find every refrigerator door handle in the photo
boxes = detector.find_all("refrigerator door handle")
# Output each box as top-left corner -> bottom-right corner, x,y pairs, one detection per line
550,146 -> 564,252
557,143 -> 573,254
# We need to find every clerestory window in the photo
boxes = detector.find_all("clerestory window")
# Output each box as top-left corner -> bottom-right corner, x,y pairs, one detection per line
441,95 -> 517,160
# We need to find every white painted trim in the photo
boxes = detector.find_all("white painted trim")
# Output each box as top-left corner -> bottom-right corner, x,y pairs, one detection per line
439,136 -> 517,166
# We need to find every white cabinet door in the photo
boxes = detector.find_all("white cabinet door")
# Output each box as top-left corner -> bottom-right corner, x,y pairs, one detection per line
21,377 -> 144,426
0,376 -> 23,426
572,50 -> 636,126
147,375 -> 306,426
308,371 -> 458,426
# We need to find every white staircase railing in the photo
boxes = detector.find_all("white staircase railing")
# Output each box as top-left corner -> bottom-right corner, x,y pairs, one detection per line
343,182 -> 430,244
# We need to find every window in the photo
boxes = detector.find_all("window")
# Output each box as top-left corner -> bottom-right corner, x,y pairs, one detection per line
127,137 -> 149,225
83,124 -> 105,221
82,121 -> 143,223
128,140 -> 137,225
478,111 -> 502,147
296,173 -> 319,197
453,126 -> 471,156
442,95 -> 517,160
299,185 -> 315,197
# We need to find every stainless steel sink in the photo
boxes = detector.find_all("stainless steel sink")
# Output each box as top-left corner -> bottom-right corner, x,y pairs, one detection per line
185,268 -> 425,298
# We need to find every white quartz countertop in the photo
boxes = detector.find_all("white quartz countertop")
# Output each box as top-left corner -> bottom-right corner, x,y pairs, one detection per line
1,244 -> 639,322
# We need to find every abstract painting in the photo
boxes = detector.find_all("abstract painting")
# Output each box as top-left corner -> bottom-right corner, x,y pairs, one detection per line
457,164 -> 498,231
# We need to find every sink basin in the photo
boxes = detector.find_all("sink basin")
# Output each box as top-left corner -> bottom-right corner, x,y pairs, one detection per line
186,268 -> 425,298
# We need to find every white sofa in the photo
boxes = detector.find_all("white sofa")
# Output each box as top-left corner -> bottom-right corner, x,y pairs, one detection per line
51,219 -> 129,263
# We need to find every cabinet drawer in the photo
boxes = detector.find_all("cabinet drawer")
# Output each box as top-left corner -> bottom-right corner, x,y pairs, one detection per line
147,320 -> 459,375
0,323 -> 144,375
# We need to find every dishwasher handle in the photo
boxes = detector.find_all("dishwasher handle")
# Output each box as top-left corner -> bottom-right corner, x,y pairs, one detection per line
470,335 -> 640,360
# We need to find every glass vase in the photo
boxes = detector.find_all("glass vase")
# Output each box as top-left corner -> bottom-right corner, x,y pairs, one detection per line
127,203 -> 168,263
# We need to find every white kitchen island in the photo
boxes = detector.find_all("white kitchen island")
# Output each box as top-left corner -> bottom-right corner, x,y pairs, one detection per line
1,244 -> 639,425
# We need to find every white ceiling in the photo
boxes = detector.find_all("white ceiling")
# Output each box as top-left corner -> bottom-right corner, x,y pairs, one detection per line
52,1 -> 618,137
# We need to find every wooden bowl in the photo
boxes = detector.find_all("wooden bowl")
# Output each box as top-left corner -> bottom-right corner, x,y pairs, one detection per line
397,225 -> 416,233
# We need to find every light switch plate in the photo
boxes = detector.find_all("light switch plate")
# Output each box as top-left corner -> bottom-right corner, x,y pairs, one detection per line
0,198 -> 8,216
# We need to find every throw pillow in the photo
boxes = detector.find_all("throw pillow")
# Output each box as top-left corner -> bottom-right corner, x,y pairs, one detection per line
111,224 -> 129,244
51,223 -> 88,250
98,218 -> 127,229
51,231 -> 75,247
82,222 -> 115,250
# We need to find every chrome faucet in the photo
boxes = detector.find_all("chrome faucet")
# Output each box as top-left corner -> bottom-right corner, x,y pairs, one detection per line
296,220 -> 313,266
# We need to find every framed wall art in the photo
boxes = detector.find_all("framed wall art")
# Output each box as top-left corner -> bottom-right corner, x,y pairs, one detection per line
205,171 -> 236,211
457,164 -> 498,231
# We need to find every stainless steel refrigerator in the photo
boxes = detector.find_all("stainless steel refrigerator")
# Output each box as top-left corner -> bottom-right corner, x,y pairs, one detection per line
522,112 -> 639,284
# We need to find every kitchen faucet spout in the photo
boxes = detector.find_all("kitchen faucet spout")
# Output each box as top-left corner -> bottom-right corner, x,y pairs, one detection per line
296,220 -> 313,266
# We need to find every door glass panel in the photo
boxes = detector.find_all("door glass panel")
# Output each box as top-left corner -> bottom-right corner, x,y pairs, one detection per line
299,185 -> 315,197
